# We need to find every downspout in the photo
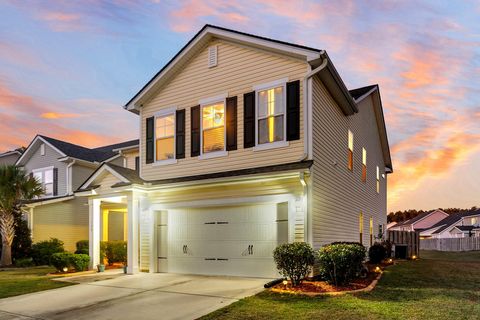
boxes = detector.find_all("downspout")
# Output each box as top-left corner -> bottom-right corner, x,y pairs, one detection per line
299,54 -> 328,162
67,160 -> 76,195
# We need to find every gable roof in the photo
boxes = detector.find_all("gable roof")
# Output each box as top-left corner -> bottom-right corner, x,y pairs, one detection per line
349,85 -> 378,100
78,162 -> 144,191
431,209 -> 480,234
349,84 -> 393,171
395,209 -> 448,227
453,225 -> 475,232
0,147 -> 24,158
16,135 -> 138,166
124,24 -> 357,116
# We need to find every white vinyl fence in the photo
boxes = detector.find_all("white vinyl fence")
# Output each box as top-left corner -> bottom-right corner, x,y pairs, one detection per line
420,237 -> 480,251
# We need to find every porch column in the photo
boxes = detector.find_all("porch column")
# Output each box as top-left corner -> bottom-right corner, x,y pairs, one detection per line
89,198 -> 101,269
127,192 -> 140,274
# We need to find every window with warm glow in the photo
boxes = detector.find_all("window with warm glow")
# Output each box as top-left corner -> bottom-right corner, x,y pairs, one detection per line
348,130 -> 353,171
202,102 -> 225,153
362,148 -> 367,182
258,86 -> 284,144
471,217 -> 478,226
33,168 -> 53,196
359,212 -> 363,244
376,166 -> 380,193
155,114 -> 175,161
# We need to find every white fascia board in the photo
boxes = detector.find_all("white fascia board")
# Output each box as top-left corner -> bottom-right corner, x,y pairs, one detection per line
353,87 -> 378,103
25,196 -> 75,208
112,145 -> 140,153
126,26 -> 321,110
16,136 -> 67,166
80,164 -> 130,190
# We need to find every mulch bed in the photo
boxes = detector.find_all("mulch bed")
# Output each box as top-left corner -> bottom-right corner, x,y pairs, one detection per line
270,261 -> 393,295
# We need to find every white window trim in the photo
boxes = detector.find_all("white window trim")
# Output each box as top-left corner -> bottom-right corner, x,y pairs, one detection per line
198,93 -> 228,105
253,79 -> 288,151
154,107 -> 177,164
32,166 -> 55,197
199,96 -> 228,160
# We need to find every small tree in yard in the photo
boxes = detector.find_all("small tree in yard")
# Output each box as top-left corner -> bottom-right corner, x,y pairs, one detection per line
273,242 -> 315,286
0,165 -> 43,266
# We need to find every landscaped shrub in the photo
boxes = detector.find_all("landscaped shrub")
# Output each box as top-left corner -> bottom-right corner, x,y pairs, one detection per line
50,252 -> 73,271
381,240 -> 392,258
103,241 -> 127,265
317,242 -> 366,286
75,240 -> 89,255
369,243 -> 387,264
31,238 -> 65,266
273,242 -> 315,286
14,257 -> 34,268
70,254 -> 90,271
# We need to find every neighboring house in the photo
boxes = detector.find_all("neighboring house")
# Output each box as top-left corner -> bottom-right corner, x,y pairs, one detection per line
0,147 -> 24,166
389,209 -> 449,232
17,135 -> 138,251
77,25 -> 393,277
421,209 -> 480,239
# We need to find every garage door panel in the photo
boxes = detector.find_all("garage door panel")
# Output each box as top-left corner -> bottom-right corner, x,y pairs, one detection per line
158,202 -> 289,278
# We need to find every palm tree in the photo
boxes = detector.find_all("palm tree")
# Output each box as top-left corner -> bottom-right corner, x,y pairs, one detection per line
0,165 -> 43,266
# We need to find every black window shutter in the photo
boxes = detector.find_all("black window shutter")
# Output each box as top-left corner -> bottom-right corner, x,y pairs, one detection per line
175,109 -> 186,159
146,117 -> 154,164
53,167 -> 58,196
286,80 -> 300,141
226,96 -> 237,151
135,156 -> 140,172
191,105 -> 201,157
243,91 -> 255,148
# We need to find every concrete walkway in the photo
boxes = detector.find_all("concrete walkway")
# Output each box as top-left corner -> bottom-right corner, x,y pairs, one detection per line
0,273 -> 267,320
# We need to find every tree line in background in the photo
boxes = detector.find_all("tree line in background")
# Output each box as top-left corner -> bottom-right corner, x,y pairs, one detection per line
388,206 -> 479,223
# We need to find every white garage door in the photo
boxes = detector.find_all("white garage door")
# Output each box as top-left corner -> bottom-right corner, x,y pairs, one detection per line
156,202 -> 289,278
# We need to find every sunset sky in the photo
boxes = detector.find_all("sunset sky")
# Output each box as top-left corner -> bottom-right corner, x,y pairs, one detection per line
0,1 -> 479,212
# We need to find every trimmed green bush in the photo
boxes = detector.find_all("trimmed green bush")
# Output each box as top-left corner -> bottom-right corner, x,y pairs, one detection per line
31,238 -> 65,266
14,257 -> 34,268
273,242 -> 315,286
70,254 -> 90,271
50,252 -> 72,271
369,243 -> 387,264
75,240 -> 89,255
103,241 -> 127,265
317,243 -> 366,286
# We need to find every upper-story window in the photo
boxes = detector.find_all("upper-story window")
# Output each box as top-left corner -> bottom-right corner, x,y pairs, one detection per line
155,114 -> 175,161
202,102 -> 225,154
348,130 -> 354,171
257,86 -> 285,145
33,167 -> 53,196
362,148 -> 367,182
40,143 -> 45,156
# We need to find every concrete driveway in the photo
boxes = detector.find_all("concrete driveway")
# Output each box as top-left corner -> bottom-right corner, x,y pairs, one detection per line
0,273 -> 267,320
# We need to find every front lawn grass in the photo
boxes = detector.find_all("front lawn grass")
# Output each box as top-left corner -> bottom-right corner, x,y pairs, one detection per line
0,266 -> 73,299
201,250 -> 480,320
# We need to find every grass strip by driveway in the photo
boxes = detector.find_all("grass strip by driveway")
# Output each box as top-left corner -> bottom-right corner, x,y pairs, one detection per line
0,266 -> 73,299
200,250 -> 480,320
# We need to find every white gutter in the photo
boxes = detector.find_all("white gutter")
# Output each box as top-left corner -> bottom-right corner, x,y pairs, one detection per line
299,55 -> 328,161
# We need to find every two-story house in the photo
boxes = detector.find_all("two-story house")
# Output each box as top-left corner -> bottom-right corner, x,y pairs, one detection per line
17,135 -> 138,251
0,147 -> 24,166
77,25 -> 393,277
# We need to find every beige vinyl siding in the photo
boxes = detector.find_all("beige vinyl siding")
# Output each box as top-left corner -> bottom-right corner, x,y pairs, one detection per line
311,76 -> 387,248
148,176 -> 304,204
124,150 -> 139,170
93,173 -> 123,194
31,197 -> 89,251
108,156 -> 125,167
23,143 -> 67,196
72,164 -> 96,192
141,38 -> 307,180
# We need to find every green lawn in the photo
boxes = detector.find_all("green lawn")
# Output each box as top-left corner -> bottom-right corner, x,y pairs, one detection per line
0,267 -> 73,299
201,250 -> 480,320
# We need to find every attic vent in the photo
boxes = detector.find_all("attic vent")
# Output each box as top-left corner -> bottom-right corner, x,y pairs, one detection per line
208,46 -> 217,68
